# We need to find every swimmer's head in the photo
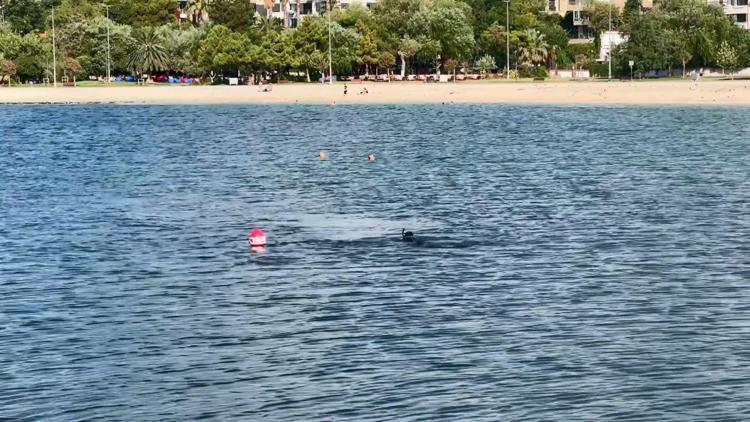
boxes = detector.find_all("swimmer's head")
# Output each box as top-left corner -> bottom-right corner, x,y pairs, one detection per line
319,151 -> 328,160
368,154 -> 376,162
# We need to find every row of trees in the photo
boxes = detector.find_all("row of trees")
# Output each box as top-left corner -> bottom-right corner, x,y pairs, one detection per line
1,0 -> 749,83
589,0 -> 750,77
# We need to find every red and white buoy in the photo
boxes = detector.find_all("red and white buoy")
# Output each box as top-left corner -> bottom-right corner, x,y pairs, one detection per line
249,227 -> 266,247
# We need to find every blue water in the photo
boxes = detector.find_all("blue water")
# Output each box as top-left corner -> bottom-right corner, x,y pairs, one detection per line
2,104 -> 750,420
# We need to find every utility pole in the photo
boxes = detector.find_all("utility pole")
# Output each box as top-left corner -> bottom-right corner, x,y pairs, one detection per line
608,0 -> 612,81
505,0 -> 510,79
52,7 -> 57,87
327,0 -> 333,85
104,5 -> 111,85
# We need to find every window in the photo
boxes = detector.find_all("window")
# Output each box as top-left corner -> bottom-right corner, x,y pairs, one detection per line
736,13 -> 747,23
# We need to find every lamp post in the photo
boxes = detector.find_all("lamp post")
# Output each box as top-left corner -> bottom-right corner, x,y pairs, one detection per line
505,0 -> 510,79
327,0 -> 333,85
52,7 -> 57,87
104,4 -> 111,85
607,0 -> 612,81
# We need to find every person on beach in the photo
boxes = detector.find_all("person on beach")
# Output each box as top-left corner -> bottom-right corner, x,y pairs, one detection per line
344,84 -> 348,95
690,70 -> 700,89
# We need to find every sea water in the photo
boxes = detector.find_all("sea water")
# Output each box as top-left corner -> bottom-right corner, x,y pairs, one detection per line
1,105 -> 750,420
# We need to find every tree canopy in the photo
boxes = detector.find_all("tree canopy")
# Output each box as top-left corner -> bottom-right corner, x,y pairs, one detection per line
0,0 -> 748,82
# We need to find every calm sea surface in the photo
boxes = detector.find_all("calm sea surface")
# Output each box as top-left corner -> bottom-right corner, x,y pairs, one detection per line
1,104 -> 750,420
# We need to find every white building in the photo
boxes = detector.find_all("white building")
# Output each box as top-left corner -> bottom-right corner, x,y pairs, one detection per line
598,30 -> 625,62
256,0 -> 376,27
713,0 -> 750,29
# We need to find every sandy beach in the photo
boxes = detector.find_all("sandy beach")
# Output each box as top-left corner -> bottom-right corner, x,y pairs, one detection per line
1,80 -> 750,106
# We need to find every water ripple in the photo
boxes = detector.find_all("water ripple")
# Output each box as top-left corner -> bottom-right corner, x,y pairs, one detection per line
1,104 -> 750,420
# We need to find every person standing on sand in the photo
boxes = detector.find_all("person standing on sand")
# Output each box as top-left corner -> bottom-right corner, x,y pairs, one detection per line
344,84 -> 348,95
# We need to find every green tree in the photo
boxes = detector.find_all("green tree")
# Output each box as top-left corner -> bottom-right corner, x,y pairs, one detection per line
623,0 -> 641,27
356,21 -> 379,75
517,29 -> 548,67
208,0 -> 256,32
480,22 -> 507,62
63,56 -> 84,82
0,58 -> 17,86
197,24 -> 252,76
416,0 -> 475,75
475,54 -> 496,77
715,41 -> 739,79
329,22 -> 361,75
15,33 -> 50,81
332,4 -> 375,29
377,51 -> 396,77
3,0 -> 58,33
0,27 -> 23,60
584,0 -> 623,34
109,0 -> 175,27
622,11 -> 677,75
253,27 -> 294,81
372,0 -> 421,77
291,17 -> 326,81
155,24 -> 205,74
128,27 -> 168,74
538,21 -> 568,70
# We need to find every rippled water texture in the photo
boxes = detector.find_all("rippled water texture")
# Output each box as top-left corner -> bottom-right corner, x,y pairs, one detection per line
2,105 -> 750,420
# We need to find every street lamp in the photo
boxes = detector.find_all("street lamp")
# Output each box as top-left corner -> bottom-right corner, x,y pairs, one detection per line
505,0 -> 510,79
607,0 -> 612,81
327,0 -> 333,85
103,4 -> 111,85
52,7 -> 57,87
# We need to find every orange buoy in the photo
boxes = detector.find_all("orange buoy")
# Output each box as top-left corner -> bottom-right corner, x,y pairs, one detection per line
249,227 -> 266,247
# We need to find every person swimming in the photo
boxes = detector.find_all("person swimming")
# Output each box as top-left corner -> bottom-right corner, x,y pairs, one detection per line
402,228 -> 414,242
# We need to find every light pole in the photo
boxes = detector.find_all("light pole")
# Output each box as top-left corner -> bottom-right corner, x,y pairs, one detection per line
104,5 -> 111,85
52,7 -> 57,87
607,0 -> 612,81
505,0 -> 510,79
327,0 -> 333,85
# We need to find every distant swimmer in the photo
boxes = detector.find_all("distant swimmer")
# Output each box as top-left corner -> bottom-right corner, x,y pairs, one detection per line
402,228 -> 414,242
319,151 -> 328,160
368,154 -> 376,162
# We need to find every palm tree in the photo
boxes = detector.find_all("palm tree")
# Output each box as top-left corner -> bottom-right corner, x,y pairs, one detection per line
517,29 -> 548,68
129,28 -> 169,76
256,16 -> 282,34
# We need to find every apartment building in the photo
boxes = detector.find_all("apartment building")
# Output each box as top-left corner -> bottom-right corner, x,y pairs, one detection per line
712,0 -> 750,29
545,0 -> 653,40
256,0 -> 376,27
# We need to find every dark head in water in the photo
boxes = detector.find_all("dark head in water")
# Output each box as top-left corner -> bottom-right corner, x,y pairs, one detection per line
402,228 -> 415,242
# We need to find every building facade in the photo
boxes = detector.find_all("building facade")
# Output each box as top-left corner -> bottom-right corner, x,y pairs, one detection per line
711,0 -> 750,29
255,0 -> 376,27
545,0 -> 654,40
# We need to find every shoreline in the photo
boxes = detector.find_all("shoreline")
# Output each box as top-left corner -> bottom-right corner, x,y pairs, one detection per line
1,80 -> 750,106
